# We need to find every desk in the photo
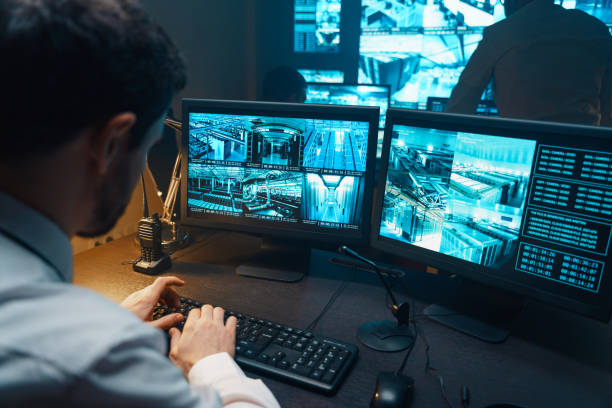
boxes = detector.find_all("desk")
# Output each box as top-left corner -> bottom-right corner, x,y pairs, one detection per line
74,231 -> 612,408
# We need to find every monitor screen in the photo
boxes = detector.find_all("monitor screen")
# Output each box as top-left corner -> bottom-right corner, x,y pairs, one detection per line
372,109 -> 612,321
294,0 -> 341,53
359,0 -> 504,109
298,69 -> 344,83
305,83 -> 390,129
182,100 -> 379,245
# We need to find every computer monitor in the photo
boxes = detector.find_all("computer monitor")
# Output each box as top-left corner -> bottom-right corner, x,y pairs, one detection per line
358,0 -> 504,109
181,99 -> 379,280
305,83 -> 390,159
426,96 -> 498,116
298,69 -> 344,83
305,83 -> 390,129
294,0 -> 341,53
372,109 -> 612,332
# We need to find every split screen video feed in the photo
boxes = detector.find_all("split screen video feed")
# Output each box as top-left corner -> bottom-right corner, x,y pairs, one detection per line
187,112 -> 370,231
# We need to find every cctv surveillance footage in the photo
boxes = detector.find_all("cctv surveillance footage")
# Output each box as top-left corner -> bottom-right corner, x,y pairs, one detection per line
359,0 -> 504,109
380,124 -> 537,268
295,0 -> 342,53
187,112 -> 370,232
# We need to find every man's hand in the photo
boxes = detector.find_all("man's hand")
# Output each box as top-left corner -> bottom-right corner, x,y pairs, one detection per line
169,305 -> 237,377
120,276 -> 185,330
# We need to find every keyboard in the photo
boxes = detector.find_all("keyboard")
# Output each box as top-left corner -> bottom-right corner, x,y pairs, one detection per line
154,296 -> 359,395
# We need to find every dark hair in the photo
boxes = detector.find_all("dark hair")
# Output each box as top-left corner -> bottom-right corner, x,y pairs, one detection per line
0,0 -> 187,157
262,66 -> 306,102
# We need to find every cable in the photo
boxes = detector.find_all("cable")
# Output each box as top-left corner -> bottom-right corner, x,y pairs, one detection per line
305,269 -> 356,332
389,273 -> 455,408
416,321 -> 455,408
395,296 -> 418,376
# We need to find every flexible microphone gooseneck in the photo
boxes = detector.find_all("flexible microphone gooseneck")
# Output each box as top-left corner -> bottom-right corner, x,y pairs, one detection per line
339,246 -> 414,352
339,246 -> 410,325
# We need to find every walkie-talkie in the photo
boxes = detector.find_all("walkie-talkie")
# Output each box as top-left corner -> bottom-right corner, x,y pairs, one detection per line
133,213 -> 171,274
133,175 -> 171,275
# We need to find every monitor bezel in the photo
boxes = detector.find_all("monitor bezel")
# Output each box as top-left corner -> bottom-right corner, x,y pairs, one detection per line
371,108 -> 612,322
181,98 -> 380,247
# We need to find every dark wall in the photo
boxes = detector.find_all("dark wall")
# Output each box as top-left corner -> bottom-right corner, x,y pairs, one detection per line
141,1 -> 363,112
141,0 -> 258,115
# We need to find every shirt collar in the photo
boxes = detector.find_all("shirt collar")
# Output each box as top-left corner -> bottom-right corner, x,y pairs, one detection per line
0,191 -> 73,282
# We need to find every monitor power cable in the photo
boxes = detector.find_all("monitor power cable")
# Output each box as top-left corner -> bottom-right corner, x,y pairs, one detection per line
305,268 -> 356,332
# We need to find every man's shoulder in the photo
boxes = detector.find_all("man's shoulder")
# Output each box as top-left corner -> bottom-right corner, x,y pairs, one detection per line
0,281 -> 166,376
487,3 -> 610,37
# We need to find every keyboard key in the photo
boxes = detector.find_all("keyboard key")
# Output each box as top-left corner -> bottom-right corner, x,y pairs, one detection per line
322,369 -> 337,384
291,363 -> 311,376
310,370 -> 323,380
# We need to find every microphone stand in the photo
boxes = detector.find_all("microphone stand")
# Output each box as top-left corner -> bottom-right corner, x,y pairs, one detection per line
339,246 -> 415,352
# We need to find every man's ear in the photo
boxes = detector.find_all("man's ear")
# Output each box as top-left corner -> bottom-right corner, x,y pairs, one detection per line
90,112 -> 136,175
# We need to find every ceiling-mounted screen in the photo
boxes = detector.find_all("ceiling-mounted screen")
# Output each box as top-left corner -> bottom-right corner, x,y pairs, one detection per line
294,0 -> 342,53
358,0 -> 504,109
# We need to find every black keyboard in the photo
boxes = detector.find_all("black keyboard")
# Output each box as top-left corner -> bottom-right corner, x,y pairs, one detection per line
154,296 -> 358,395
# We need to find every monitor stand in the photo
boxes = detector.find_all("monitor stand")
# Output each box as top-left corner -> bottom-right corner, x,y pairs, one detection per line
235,238 -> 310,283
423,280 -> 525,344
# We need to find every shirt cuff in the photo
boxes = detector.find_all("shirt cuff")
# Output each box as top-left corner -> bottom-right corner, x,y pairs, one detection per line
188,352 -> 245,384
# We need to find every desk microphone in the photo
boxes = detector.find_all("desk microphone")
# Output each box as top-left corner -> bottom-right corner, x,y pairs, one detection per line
339,246 -> 414,352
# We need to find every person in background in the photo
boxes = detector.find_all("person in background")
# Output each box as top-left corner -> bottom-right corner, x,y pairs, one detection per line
446,0 -> 612,126
262,66 -> 307,103
0,0 -> 279,406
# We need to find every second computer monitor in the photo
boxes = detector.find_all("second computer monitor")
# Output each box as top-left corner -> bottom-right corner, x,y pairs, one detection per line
181,99 -> 380,246
305,83 -> 390,130
372,109 -> 612,322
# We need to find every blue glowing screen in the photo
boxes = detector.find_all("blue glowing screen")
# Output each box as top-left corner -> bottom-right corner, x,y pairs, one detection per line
305,83 -> 389,128
187,112 -> 370,231
359,0 -> 505,109
380,124 -> 537,268
294,0 -> 341,53
298,69 -> 344,83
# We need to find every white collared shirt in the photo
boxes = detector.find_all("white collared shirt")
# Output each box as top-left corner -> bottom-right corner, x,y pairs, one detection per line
0,192 -> 279,407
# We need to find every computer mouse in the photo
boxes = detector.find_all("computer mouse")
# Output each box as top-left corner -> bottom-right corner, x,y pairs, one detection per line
370,372 -> 414,408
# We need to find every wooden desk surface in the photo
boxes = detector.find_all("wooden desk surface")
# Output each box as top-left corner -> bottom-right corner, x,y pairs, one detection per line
74,232 -> 612,408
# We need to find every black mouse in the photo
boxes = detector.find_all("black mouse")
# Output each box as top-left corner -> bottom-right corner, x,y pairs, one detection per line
370,372 -> 414,408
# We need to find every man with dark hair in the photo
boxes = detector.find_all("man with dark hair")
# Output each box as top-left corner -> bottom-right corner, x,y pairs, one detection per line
0,1 -> 278,406
262,66 -> 307,103
446,0 -> 612,126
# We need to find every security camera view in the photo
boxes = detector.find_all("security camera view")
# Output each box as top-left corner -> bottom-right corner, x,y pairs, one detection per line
380,124 -> 536,268
189,113 -> 369,172
188,166 -> 365,226
298,69 -> 344,83
359,0 -> 505,109
556,0 -> 612,26
302,119 -> 369,172
294,0 -> 341,53
305,83 -> 390,128
187,111 -> 371,231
